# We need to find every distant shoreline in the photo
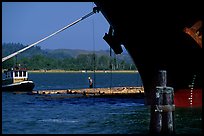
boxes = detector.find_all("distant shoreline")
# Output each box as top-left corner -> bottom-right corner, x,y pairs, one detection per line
28,70 -> 138,73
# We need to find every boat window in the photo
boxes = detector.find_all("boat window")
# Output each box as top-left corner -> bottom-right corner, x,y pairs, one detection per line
7,72 -> 10,78
15,71 -> 18,77
19,71 -> 22,77
23,71 -> 26,77
2,74 -> 6,79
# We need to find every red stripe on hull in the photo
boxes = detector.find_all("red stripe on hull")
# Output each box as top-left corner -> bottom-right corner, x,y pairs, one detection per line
174,88 -> 202,107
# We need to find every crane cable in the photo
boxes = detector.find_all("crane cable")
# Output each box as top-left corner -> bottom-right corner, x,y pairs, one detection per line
92,3 -> 96,90
109,47 -> 112,93
2,7 -> 100,62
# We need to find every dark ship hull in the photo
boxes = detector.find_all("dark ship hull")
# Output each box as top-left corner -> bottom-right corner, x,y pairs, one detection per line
2,81 -> 35,92
95,1 -> 202,107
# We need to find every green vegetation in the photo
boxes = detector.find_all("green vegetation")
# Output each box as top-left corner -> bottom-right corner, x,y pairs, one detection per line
2,43 -> 137,71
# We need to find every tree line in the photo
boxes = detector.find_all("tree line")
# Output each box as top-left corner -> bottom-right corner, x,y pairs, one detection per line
2,43 -> 137,71
2,53 -> 137,71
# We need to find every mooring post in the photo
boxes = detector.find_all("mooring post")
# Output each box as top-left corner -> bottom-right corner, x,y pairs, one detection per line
150,70 -> 175,135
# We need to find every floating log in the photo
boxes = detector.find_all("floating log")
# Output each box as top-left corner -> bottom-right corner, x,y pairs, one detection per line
31,86 -> 144,98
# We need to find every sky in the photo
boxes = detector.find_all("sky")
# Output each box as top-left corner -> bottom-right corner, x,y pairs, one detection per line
2,2 -> 110,51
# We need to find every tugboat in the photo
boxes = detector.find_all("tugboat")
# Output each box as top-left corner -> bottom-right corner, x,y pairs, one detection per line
2,64 -> 35,92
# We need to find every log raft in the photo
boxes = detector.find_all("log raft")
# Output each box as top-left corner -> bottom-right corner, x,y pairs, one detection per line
31,87 -> 144,98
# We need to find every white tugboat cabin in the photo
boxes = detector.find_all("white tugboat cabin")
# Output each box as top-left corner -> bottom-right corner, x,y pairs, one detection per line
2,64 -> 35,92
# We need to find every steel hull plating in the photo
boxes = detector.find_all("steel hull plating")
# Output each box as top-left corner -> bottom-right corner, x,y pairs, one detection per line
95,1 -> 202,107
174,88 -> 202,107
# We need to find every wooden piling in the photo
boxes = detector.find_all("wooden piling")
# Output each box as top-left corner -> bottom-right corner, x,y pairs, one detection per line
149,70 -> 175,135
161,87 -> 175,135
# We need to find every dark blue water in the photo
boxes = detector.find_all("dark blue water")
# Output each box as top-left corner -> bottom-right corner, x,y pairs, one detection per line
31,72 -> 143,90
2,73 -> 202,134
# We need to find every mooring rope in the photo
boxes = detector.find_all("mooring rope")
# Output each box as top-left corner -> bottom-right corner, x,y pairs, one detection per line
2,7 -> 99,62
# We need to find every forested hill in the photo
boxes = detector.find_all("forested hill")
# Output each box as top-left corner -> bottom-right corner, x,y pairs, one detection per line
2,43 -> 137,70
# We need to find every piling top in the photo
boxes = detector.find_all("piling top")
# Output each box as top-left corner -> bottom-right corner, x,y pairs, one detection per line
158,70 -> 167,87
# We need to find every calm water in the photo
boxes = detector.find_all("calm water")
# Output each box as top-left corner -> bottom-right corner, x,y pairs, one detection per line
2,73 -> 202,134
